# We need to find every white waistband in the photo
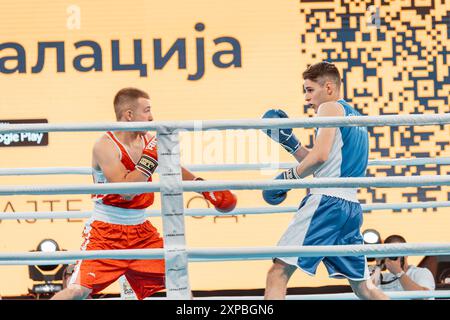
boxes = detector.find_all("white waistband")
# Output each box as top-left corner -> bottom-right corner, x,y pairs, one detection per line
92,202 -> 147,225
309,188 -> 359,203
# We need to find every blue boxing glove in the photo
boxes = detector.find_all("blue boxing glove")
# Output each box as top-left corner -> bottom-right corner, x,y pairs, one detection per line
263,167 -> 301,205
262,109 -> 301,154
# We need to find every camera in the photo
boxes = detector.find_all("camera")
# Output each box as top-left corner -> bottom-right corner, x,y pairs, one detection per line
377,256 -> 404,271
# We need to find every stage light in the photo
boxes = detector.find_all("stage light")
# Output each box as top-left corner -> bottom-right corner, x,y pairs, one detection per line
28,239 -> 67,298
37,239 -> 59,253
362,229 -> 381,263
362,229 -> 381,245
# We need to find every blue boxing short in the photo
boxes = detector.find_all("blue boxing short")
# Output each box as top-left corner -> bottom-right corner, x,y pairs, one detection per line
276,194 -> 369,281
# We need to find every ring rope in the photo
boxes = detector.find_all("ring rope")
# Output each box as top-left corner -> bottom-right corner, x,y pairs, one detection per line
1,113 -> 450,134
289,290 -> 450,300
2,201 -> 450,220
194,291 -> 450,300
99,290 -> 450,300
101,290 -> 450,300
1,156 -> 449,176
1,175 -> 450,196
1,243 -> 450,266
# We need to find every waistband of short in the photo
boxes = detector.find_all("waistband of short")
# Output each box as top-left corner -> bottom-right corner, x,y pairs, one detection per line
92,202 -> 147,225
309,188 -> 359,203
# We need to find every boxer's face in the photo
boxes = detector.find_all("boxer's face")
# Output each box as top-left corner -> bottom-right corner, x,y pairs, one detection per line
127,97 -> 153,135
132,98 -> 153,121
303,78 -> 337,113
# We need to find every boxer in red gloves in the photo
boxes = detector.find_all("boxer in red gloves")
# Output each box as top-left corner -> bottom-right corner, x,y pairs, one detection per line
52,87 -> 236,300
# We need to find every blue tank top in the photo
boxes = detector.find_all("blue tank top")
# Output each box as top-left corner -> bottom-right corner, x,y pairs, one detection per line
311,99 -> 369,202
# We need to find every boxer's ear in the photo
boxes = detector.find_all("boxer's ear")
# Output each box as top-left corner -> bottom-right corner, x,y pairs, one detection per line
125,109 -> 133,121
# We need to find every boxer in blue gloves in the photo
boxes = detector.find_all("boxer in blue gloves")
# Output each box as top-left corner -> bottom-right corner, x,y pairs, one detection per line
262,61 -> 388,300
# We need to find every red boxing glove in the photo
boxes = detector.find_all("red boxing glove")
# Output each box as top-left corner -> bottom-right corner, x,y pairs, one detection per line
195,178 -> 237,212
202,190 -> 237,213
135,137 -> 158,178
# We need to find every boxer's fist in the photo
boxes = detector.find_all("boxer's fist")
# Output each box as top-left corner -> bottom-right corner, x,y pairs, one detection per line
262,109 -> 300,154
262,168 -> 299,205
263,188 -> 288,205
135,137 -> 158,178
202,190 -> 237,213
195,177 -> 237,212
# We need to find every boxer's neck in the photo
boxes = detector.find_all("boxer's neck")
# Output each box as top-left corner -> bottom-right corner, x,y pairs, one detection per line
114,131 -> 141,147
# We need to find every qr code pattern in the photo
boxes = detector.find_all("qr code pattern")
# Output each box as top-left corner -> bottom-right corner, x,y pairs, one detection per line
299,0 -> 450,210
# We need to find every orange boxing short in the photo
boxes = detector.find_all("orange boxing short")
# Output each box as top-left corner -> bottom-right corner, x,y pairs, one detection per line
70,220 -> 165,300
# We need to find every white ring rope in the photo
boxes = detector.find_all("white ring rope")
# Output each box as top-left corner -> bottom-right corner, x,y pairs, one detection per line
1,114 -> 450,134
0,167 -> 92,176
2,201 -> 450,220
1,243 -> 450,266
195,291 -> 450,300
290,290 -> 450,300
1,157 -> 449,176
0,175 -> 449,195
100,290 -> 450,300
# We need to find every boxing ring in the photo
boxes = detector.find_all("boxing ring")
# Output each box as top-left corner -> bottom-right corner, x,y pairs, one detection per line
1,113 -> 450,300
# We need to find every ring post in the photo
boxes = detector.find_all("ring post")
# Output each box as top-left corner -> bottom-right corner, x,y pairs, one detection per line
157,128 -> 191,299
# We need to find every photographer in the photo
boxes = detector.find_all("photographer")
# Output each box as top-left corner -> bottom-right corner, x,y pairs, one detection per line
371,235 -> 435,294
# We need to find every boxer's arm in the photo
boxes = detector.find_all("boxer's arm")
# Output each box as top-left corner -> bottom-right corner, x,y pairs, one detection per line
93,136 -> 148,183
181,166 -> 197,181
294,102 -> 343,178
292,145 -> 310,163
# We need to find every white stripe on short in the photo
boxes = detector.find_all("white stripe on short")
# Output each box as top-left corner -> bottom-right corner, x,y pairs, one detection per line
276,194 -> 322,266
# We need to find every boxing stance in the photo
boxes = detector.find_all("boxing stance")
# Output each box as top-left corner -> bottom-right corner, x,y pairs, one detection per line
52,87 -> 236,300
261,62 -> 388,300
